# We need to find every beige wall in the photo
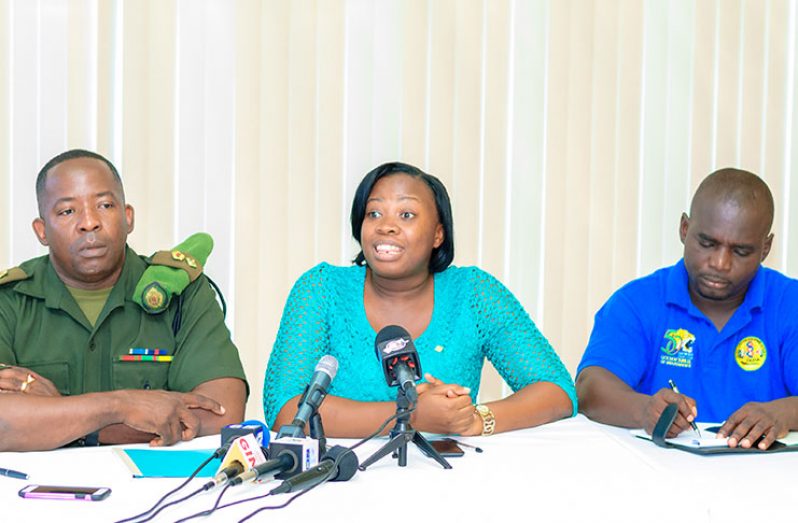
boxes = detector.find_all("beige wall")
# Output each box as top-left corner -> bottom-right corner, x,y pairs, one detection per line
2,0 -> 798,420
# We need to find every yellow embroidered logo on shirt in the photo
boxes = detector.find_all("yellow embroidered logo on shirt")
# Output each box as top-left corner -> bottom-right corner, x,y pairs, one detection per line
734,337 -> 767,371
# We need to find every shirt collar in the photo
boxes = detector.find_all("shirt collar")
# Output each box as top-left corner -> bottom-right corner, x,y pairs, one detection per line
13,246 -> 144,318
665,258 -> 765,313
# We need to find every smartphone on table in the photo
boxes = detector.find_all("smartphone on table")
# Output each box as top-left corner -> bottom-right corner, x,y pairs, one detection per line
18,484 -> 111,501
430,438 -> 465,457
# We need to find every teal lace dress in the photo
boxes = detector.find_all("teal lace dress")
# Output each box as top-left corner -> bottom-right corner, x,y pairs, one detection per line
262,262 -> 576,427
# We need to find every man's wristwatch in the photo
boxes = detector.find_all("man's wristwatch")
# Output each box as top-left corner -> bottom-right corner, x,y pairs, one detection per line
70,430 -> 101,447
474,404 -> 495,436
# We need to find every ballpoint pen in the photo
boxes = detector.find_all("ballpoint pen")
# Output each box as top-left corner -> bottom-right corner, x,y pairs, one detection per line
668,379 -> 701,437
451,439 -> 484,453
0,467 -> 29,480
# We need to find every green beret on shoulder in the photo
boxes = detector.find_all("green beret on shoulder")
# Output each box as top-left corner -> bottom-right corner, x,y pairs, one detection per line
134,232 -> 214,314
0,267 -> 29,286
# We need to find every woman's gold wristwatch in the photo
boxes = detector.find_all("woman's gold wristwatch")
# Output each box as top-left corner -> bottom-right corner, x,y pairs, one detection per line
474,404 -> 495,436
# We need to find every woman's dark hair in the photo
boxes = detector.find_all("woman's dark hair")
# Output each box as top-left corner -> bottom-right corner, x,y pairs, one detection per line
350,161 -> 454,273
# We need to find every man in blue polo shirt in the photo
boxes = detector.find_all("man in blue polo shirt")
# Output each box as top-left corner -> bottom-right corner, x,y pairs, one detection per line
577,168 -> 798,450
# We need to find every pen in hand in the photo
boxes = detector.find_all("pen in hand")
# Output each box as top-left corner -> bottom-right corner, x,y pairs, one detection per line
668,379 -> 701,438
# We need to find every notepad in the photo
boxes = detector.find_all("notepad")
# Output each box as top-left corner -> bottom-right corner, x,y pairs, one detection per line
631,424 -> 798,454
114,448 -> 221,478
631,429 -> 729,448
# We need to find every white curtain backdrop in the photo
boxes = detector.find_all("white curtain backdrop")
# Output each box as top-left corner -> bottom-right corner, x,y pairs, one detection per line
1,0 -> 797,419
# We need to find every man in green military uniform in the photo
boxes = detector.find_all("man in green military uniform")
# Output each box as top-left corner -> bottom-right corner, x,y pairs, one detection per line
0,149 -> 247,451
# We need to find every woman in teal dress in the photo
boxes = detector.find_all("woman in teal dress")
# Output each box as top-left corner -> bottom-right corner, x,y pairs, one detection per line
263,162 -> 575,437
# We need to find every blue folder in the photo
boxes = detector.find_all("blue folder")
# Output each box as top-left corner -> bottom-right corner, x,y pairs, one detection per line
114,448 -> 221,478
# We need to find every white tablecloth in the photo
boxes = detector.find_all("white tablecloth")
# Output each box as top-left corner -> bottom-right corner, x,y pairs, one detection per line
0,415 -> 794,522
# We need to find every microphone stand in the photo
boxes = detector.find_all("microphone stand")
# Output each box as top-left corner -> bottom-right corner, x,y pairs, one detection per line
276,387 -> 328,455
309,412 -> 327,455
359,388 -> 452,470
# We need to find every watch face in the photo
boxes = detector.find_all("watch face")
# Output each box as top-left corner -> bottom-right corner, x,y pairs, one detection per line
476,405 -> 489,415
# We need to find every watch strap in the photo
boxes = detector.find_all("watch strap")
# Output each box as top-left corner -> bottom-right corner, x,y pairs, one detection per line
475,404 -> 496,436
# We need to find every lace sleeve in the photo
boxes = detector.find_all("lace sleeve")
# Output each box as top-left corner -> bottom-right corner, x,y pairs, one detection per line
262,264 -> 331,427
470,268 -> 577,415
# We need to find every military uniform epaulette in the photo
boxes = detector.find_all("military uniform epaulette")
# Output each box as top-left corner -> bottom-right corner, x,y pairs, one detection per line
133,232 -> 214,314
0,267 -> 30,286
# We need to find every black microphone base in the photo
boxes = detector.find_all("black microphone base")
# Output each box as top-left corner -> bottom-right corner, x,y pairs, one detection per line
359,389 -> 451,471
359,430 -> 451,470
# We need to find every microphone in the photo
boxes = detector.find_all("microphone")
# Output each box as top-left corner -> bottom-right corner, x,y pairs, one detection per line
229,453 -> 296,486
204,463 -> 245,490
269,445 -> 359,495
214,420 -> 270,458
203,433 -> 267,490
229,436 -> 320,485
375,325 -> 422,403
277,355 -> 338,439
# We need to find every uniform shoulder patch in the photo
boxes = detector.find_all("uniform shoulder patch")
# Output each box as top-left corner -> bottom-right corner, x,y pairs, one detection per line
133,233 -> 214,315
0,267 -> 29,286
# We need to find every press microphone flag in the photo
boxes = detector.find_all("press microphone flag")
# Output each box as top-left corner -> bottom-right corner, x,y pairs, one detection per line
230,437 -> 319,485
375,325 -> 422,403
218,420 -> 269,454
204,433 -> 268,489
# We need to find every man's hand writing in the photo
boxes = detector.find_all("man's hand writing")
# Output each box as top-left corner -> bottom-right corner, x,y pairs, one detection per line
642,388 -> 698,438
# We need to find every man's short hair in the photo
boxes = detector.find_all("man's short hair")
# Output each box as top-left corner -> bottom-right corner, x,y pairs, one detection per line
691,167 -> 774,233
36,149 -> 125,215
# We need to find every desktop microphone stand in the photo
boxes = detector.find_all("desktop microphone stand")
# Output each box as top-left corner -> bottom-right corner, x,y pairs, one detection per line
309,412 -> 327,455
276,411 -> 327,454
359,388 -> 452,470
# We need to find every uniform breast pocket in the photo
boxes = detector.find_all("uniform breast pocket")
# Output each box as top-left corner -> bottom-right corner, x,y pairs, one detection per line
112,361 -> 170,390
23,361 -> 70,395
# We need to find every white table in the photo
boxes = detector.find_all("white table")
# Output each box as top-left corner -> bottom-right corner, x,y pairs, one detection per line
0,415 -> 794,522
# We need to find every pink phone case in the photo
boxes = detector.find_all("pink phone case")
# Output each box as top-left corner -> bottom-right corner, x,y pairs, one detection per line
18,485 -> 111,501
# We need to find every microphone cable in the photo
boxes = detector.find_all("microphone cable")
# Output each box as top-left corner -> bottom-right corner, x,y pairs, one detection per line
237,445 -> 351,523
172,483 -> 231,523
113,445 -> 225,523
174,406 -> 415,523
134,461 -> 243,523
133,485 -> 207,523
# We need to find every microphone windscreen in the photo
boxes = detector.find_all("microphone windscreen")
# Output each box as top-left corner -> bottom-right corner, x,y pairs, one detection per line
324,445 -> 359,482
374,325 -> 421,386
375,325 -> 411,347
315,355 -> 339,380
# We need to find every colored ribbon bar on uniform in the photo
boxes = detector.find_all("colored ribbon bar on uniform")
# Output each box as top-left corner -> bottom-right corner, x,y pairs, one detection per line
118,355 -> 173,362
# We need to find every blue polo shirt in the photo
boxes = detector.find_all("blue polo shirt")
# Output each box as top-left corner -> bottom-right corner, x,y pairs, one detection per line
577,260 -> 798,423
